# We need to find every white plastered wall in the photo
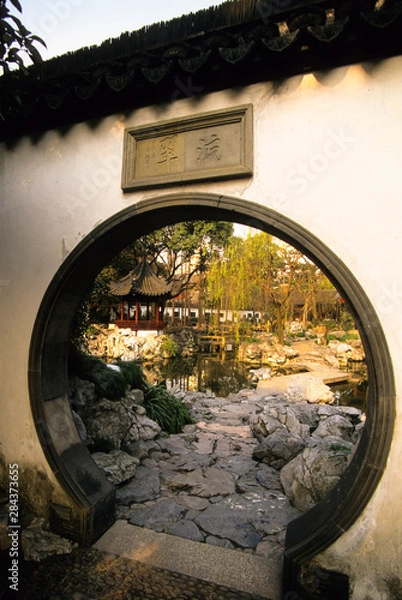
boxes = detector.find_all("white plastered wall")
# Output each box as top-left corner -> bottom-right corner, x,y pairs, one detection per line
1,55 -> 401,597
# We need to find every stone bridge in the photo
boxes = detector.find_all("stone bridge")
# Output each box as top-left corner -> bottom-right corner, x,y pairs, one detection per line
1,2 -> 402,597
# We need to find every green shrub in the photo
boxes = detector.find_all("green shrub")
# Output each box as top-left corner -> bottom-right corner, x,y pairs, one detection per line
116,360 -> 148,392
160,336 -> 179,358
323,319 -> 337,331
85,361 -> 127,401
69,346 -> 192,434
326,333 -> 338,342
340,332 -> 360,342
340,311 -> 355,331
68,346 -> 126,400
143,384 -> 193,434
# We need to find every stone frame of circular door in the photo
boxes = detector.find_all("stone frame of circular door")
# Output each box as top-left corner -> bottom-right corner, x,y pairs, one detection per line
28,193 -> 395,591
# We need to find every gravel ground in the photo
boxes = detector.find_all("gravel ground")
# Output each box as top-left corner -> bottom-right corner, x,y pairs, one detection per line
9,547 -> 269,600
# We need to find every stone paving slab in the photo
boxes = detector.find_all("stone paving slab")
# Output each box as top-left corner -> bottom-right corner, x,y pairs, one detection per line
94,520 -> 282,599
15,546 -> 273,600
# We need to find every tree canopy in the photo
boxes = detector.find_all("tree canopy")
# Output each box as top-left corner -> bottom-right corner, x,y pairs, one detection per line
205,230 -> 336,343
0,0 -> 46,120
72,221 -> 343,348
0,0 -> 45,73
85,220 -> 234,325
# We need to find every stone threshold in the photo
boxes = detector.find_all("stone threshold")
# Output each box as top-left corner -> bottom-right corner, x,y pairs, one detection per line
94,520 -> 282,599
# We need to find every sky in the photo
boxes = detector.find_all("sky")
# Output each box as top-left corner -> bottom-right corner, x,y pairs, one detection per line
20,0 -> 222,60
18,0 -> 251,238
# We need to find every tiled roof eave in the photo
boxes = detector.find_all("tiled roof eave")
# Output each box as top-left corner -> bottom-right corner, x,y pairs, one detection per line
1,1 -> 402,140
109,260 -> 174,299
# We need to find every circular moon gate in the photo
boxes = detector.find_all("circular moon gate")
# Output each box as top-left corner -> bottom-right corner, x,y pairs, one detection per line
29,193 -> 395,586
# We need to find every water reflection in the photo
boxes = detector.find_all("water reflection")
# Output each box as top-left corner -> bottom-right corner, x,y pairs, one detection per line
163,357 -> 251,397
142,355 -> 368,409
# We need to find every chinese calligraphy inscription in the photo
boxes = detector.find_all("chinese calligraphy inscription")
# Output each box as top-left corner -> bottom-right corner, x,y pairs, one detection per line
122,105 -> 252,190
196,133 -> 222,163
137,133 -> 184,178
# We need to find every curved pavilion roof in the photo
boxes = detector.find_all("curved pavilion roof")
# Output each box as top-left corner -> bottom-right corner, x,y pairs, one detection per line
109,259 -> 174,299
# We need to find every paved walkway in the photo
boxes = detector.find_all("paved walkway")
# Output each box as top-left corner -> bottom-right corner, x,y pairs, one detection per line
16,528 -> 281,599
95,520 -> 281,598
114,391 -> 300,560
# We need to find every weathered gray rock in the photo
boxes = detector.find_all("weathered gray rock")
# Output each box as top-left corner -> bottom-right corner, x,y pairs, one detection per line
339,406 -> 363,424
250,402 -> 310,442
249,414 -> 286,443
124,388 -> 146,405
68,376 -> 96,413
165,519 -> 205,542
243,343 -> 263,362
280,437 -> 354,512
92,450 -> 139,486
128,498 -> 185,532
255,539 -> 284,560
249,367 -> 272,383
256,464 -> 283,491
322,340 -> 365,365
85,399 -> 132,450
88,326 -> 198,362
335,342 -> 353,359
324,353 -> 341,369
290,403 -> 320,430
157,436 -> 192,456
312,414 -> 355,443
85,397 -> 161,450
214,455 -> 259,478
121,439 -> 159,461
191,432 -> 217,454
195,503 -> 262,548
21,518 -> 76,562
195,492 -> 299,549
176,495 -> 210,511
288,321 -> 303,334
236,471 -> 269,495
160,451 -> 213,472
252,429 -> 306,469
116,466 -> 161,504
287,375 -> 334,404
162,467 -> 236,498
205,535 -> 235,549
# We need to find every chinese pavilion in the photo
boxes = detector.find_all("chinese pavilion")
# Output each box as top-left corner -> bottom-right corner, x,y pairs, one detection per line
109,258 -> 174,335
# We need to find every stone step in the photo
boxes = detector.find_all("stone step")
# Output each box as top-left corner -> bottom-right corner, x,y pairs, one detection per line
94,520 -> 282,599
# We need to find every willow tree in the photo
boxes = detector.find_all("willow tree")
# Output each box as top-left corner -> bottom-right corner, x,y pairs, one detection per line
206,231 -> 307,344
206,235 -> 251,331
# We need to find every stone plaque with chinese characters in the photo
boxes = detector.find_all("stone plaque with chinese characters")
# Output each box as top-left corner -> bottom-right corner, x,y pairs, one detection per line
121,105 -> 253,190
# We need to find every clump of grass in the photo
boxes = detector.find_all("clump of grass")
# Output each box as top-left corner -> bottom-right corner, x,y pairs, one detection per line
143,384 -> 193,434
116,360 -> 148,392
